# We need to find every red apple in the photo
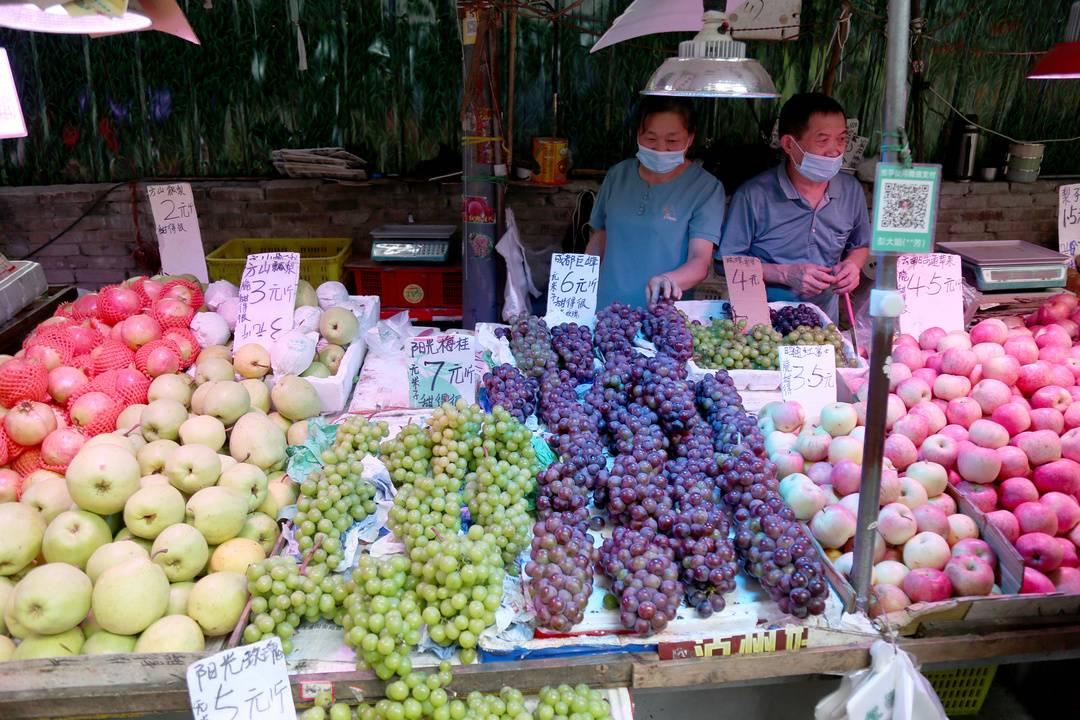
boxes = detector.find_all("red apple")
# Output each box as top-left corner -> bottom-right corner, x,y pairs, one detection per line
918,433 -> 958,468
1030,408 -> 1065,434
1065,403 -> 1080,430
1021,566 -> 1057,594
956,444 -> 1002,485
933,374 -> 972,402
902,567 -> 954,602
909,401 -> 947,434
1015,501 -> 1060,536
952,537 -> 997,569
912,368 -> 939,387
892,343 -> 924,371
913,504 -> 950,538
919,327 -> 948,351
806,461 -> 833,487
1040,492 -> 1080,534
1013,429 -> 1062,466
892,414 -> 930,447
1016,532 -> 1064,573
992,402 -> 1032,436
938,331 -> 973,352
995,446 -> 1031,481
1033,459 -> 1080,496
1056,538 -> 1079,568
947,513 -> 980,546
903,531 -> 952,570
889,362 -> 913,391
869,584 -> 912,617
830,460 -> 862,497
983,355 -> 1021,386
896,378 -> 932,409
878,503 -> 919,546
884,433 -> 918,471
968,419 -> 1009,450
970,379 -> 1012,415
1040,345 -> 1070,365
1005,338 -> 1040,365
926,491 -> 958,516
880,466 -> 903,505
987,510 -> 1021,544
972,342 -> 1006,364
773,451 -> 805,480
1017,361 -> 1053,396
945,555 -> 994,596
940,424 -> 969,443
941,347 -> 977,376
945,397 -> 982,429
970,318 -> 1009,345
956,481 -> 998,513
999,477 -> 1039,511
1049,566 -> 1080,593
886,394 -> 907,431
1063,428 -> 1080,463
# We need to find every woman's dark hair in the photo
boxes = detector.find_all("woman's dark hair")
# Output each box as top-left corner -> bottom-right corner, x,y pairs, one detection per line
636,96 -> 697,134
778,92 -> 846,139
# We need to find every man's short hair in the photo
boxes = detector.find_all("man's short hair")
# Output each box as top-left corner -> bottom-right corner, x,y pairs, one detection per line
778,93 -> 846,139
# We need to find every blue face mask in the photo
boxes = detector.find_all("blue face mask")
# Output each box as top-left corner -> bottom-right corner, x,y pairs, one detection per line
792,140 -> 844,183
637,144 -> 686,174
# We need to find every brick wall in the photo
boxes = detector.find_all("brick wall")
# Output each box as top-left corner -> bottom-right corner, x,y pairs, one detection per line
0,177 -> 1068,291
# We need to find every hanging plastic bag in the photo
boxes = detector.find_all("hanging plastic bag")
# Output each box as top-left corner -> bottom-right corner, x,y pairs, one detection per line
363,310 -> 420,358
496,207 -> 541,321
815,640 -> 948,720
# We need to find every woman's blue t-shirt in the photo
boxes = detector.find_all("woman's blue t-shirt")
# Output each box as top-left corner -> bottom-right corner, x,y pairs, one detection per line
588,159 -> 725,309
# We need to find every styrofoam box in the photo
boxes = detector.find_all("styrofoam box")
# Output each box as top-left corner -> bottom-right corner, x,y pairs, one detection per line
266,295 -> 380,415
677,299 -> 867,390
0,261 -> 48,326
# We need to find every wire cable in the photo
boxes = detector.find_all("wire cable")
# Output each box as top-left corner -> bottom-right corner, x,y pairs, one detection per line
925,86 -> 1080,144
18,181 -> 127,261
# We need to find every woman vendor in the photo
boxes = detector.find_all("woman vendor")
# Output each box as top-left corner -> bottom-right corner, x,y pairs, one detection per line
586,97 -> 726,308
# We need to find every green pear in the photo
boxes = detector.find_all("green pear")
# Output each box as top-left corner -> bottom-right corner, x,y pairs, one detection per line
238,513 -> 280,555
187,572 -> 247,636
295,279 -> 319,308
86,541 -> 149,583
167,581 -> 194,615
92,558 -> 169,635
300,361 -> 330,378
123,484 -> 187,540
151,523 -> 209,582
185,487 -> 248,545
42,510 -> 113,568
217,463 -> 268,513
135,614 -> 205,653
12,627 -> 84,660
83,630 -> 137,655
229,412 -> 287,470
270,375 -> 321,421
0,503 -> 46,576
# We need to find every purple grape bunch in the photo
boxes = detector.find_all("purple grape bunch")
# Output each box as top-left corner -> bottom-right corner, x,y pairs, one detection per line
657,502 -> 739,616
593,303 -> 642,358
536,462 -> 593,516
551,322 -> 596,383
527,516 -> 598,632
482,363 -> 539,422
597,454 -> 671,531
508,314 -> 558,378
642,300 -> 693,363
770,303 -> 824,334
597,526 -> 683,634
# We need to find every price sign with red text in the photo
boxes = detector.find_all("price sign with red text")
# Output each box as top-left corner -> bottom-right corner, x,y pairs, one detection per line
722,255 -> 770,331
1059,183 -> 1080,259
779,344 -> 836,420
896,253 -> 963,338
147,182 -> 209,282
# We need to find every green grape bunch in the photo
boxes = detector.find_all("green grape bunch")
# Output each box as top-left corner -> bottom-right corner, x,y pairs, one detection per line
334,416 -> 390,459
781,323 -> 857,368
242,556 -> 350,654
689,319 -> 782,370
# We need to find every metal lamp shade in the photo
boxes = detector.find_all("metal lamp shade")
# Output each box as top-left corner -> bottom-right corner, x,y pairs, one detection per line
642,56 -> 779,99
0,3 -> 153,34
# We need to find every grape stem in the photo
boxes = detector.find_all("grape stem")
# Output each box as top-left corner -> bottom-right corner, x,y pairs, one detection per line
227,522 -> 290,648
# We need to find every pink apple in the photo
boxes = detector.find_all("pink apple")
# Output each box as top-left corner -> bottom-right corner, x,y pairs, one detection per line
999,477 -> 1039,511
918,327 -> 947,351
904,460 -> 947,496
1017,362 -> 1053,396
838,493 -> 861,517
1056,538 -> 1079,569
119,313 -> 162,350
956,444 -> 1002,485
912,368 -> 939,386
895,333 -> 920,349
869,584 -> 911,617
1016,532 -> 1064,573
1004,338 -> 1040,365
830,460 -> 862,497
970,318 -> 1009,345
926,491 -> 958,516
889,362 -> 912,390
771,401 -> 805,433
939,424 -> 969,443
944,397 -> 982,429
970,379 -> 1011,416
996,446 -> 1031,481
1033,459 -> 1080,496
1065,403 -> 1080,430
891,344 -> 924,371
875,560 -> 911,587
917,437 -> 958,474
1063,428 -> 1080,463
983,355 -> 1021,386
946,513 -> 979,546
987,510 -> 1021,544
1020,566 -> 1056,594
1030,408 -> 1065,434
933,374 -> 972,402
937,331 -> 972,352
913,504 -> 950,538
1032,385 -> 1073,413
968,419 -> 1009,449
941,347 -> 977,376
956,481 -> 998,513
878,503 -> 919,545
880,467 -> 903,505
1048,566 -> 1080,593
806,461 -> 833,487
883,433 -> 918,471
897,476 -> 930,510
1040,345 -> 1070,364
896,378 -> 932,409
1015,501 -> 1060,536
773,451 -> 805,480
945,555 -> 994,596
952,538 -> 997,569
992,402 -> 1032,436
886,394 -> 907,431
810,505 -> 857,549
1035,322 -> 1072,347
1040,492 -> 1080,534
972,342 -> 1006,364
891,414 -> 930,447
794,430 -> 831,463
828,435 -> 863,465
909,401 -> 947,434
903,567 -> 954,602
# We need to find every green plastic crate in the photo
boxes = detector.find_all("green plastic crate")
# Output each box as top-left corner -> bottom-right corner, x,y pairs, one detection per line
206,237 -> 351,286
923,664 -> 996,716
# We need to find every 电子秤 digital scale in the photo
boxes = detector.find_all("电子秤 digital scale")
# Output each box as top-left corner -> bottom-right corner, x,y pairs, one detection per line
936,240 -> 1071,292
370,224 -> 456,263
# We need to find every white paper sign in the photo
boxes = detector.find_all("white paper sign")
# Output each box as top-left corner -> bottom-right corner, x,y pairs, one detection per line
407,333 -> 477,408
779,345 -> 836,421
0,49 -> 27,140
1059,183 -> 1080,259
233,252 -> 300,352
147,182 -> 209,282
545,253 -> 600,327
896,253 -> 963,338
186,636 -> 296,720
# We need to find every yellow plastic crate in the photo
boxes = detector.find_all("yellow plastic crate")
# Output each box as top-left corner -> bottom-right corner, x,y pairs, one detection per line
923,665 -> 996,716
206,237 -> 351,286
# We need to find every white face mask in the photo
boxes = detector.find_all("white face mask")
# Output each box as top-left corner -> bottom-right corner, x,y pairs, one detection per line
637,143 -> 686,174
792,139 -> 843,183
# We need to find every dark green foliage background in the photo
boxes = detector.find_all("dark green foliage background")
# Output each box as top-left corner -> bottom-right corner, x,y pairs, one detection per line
0,0 -> 1075,186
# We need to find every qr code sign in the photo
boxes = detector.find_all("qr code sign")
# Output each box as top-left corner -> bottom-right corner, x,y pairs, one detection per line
879,179 -> 933,232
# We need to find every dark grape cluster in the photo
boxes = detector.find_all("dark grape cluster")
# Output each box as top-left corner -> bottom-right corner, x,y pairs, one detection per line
593,302 -> 642,358
597,454 -> 671,531
770,303 -> 824,334
536,462 -> 593,516
642,300 -> 693,363
630,370 -> 696,434
596,526 -> 683,634
695,372 -> 742,421
603,404 -> 667,466
482,363 -> 539,422
657,502 -> 738,616
526,516 -> 598,632
508,313 -> 558,378
551,322 -> 596,383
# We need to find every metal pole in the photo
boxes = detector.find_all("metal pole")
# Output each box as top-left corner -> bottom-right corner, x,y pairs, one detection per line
851,0 -> 911,614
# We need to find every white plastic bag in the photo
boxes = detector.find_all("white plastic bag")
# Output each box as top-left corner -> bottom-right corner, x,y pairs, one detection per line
204,280 -> 238,310
363,311 -> 419,358
190,311 -> 231,348
293,305 -> 322,333
271,330 -> 318,375
496,207 -> 540,321
815,640 -> 948,720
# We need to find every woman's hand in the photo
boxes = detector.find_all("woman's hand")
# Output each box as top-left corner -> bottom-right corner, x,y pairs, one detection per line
832,260 -> 861,294
783,264 -> 835,298
646,273 -> 682,305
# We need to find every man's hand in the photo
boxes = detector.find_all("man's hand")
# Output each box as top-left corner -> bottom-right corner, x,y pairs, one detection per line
784,264 -> 835,297
646,273 -> 682,306
832,260 -> 861,294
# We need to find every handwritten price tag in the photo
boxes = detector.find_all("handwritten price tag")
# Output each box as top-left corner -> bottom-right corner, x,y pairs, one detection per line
779,345 -> 837,420
147,183 -> 209,282
408,334 -> 477,408
233,252 -> 300,352
186,636 -> 296,720
1059,183 -> 1080,260
896,253 -> 963,338
722,255 -> 771,331
0,49 -> 27,140
545,253 -> 600,327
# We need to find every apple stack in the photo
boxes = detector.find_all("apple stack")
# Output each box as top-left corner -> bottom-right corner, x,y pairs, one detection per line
877,294 -> 1080,598
764,399 -> 1000,615
0,353 -> 304,660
